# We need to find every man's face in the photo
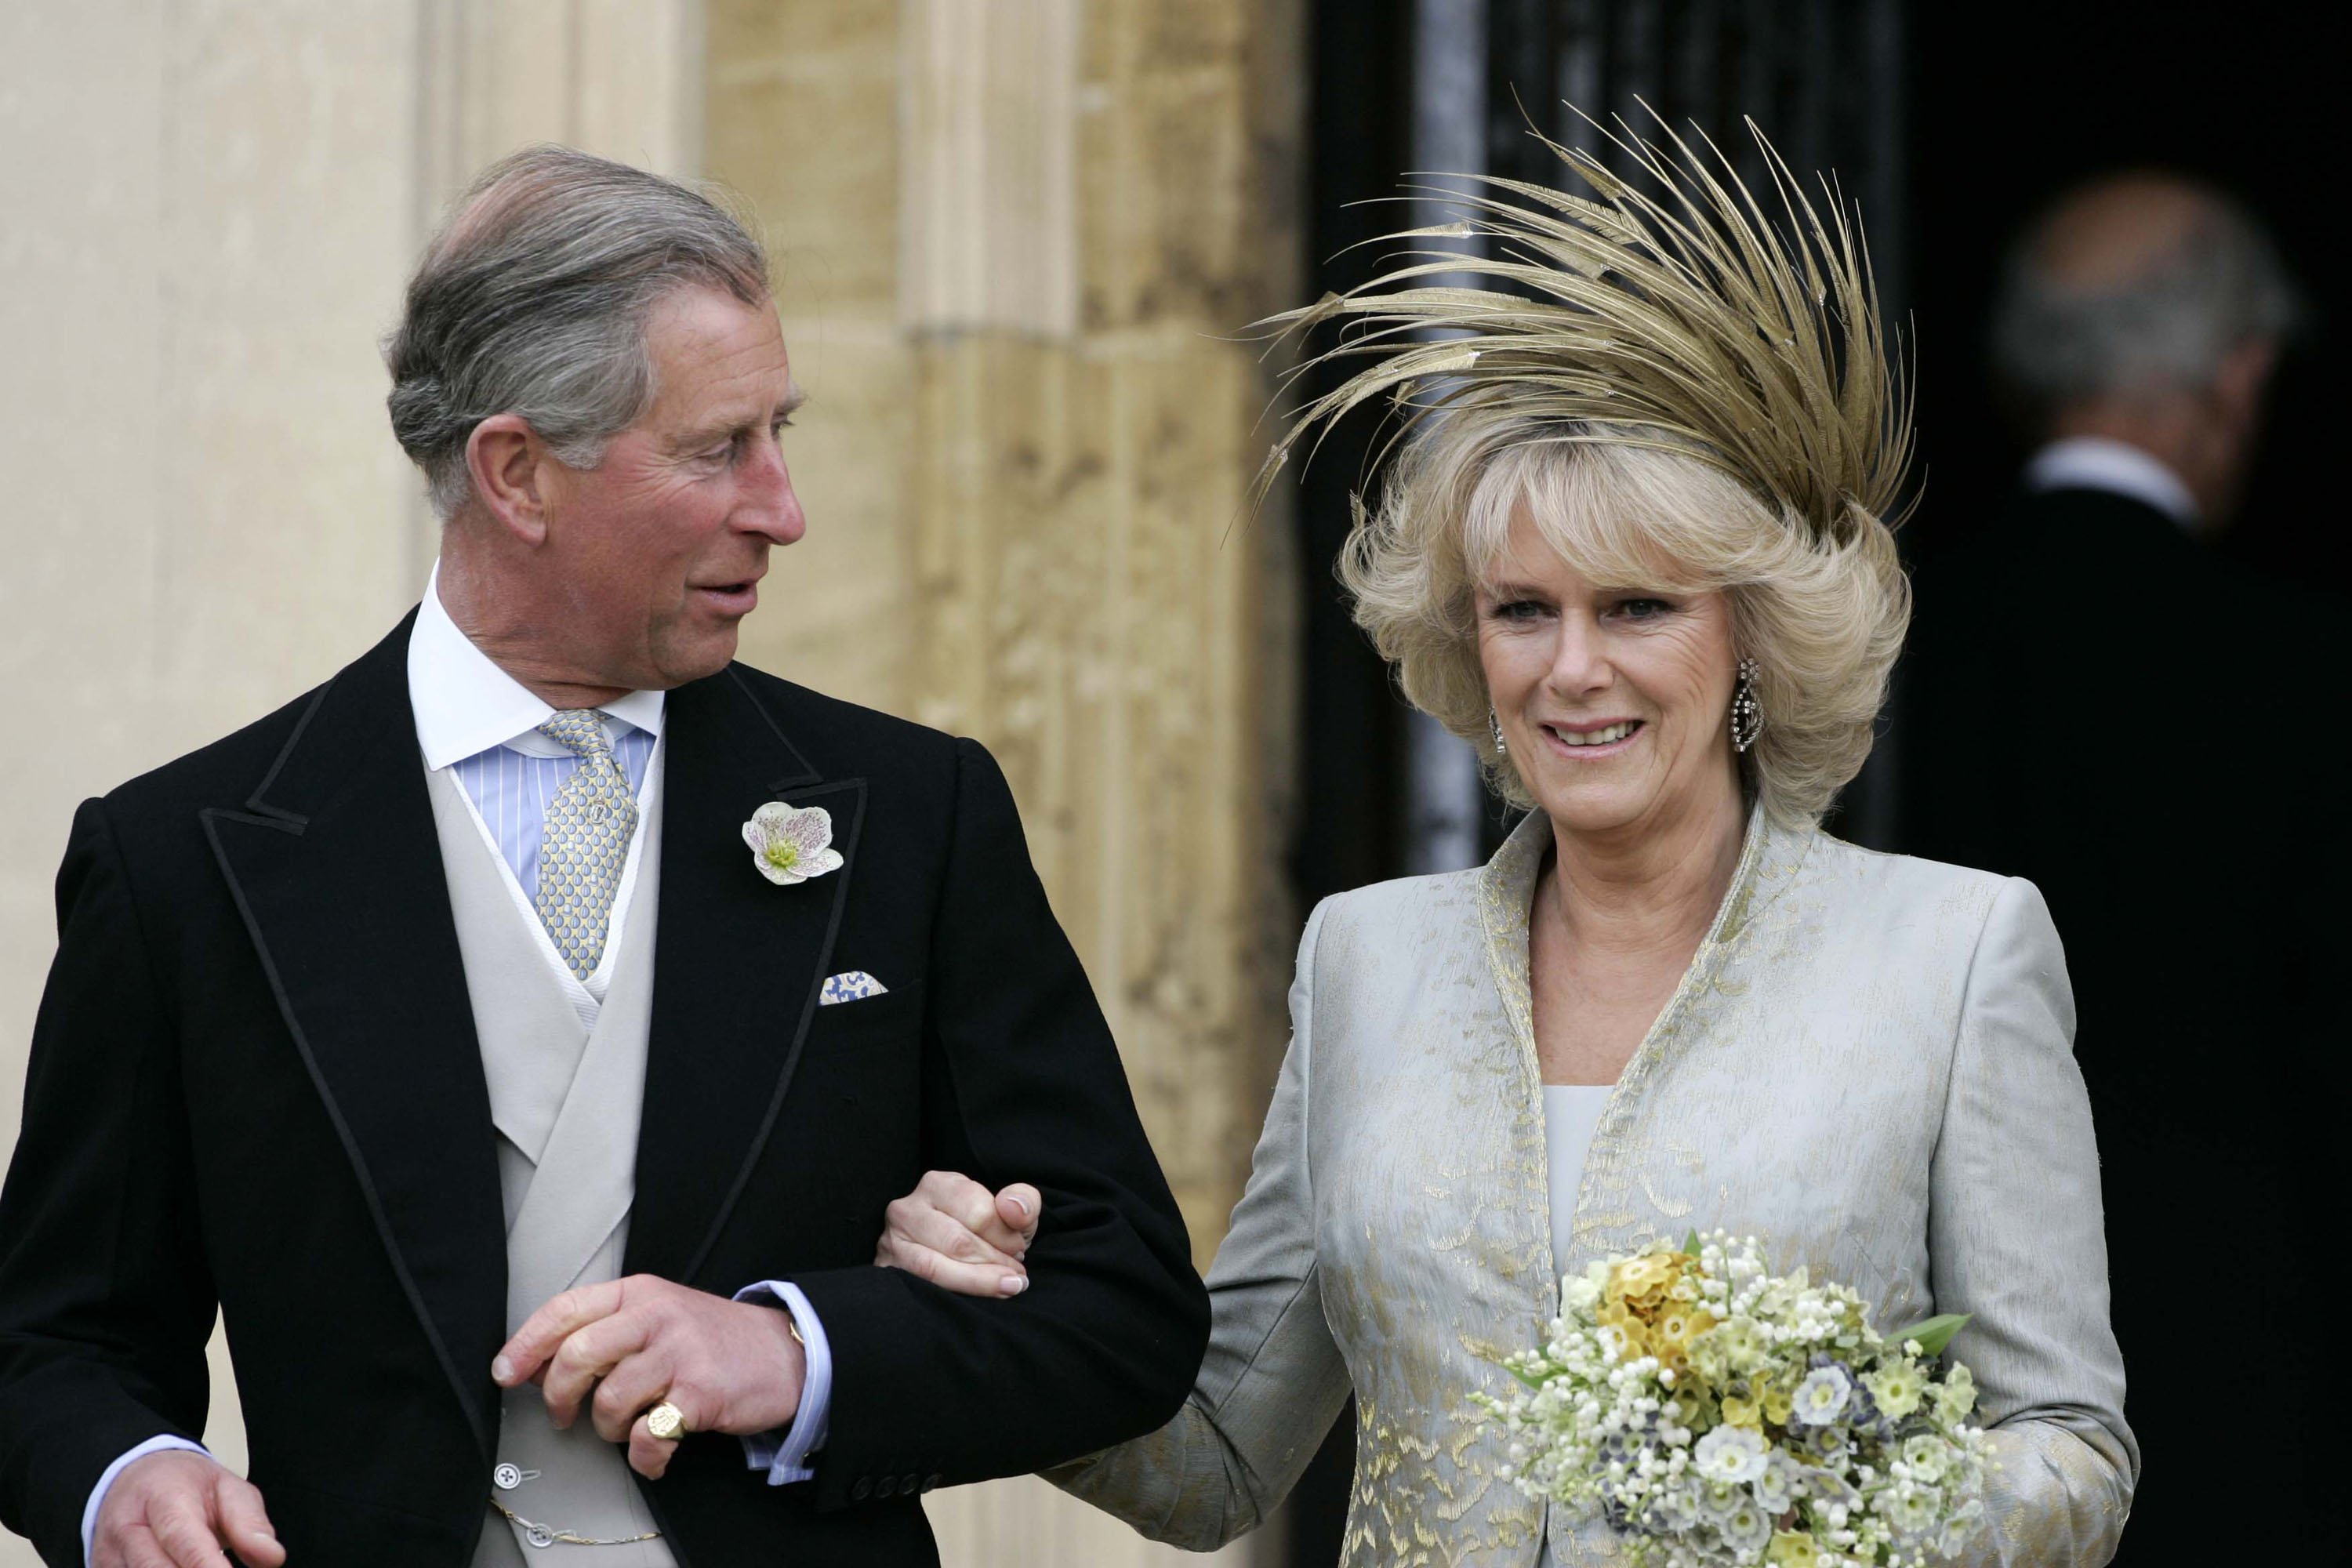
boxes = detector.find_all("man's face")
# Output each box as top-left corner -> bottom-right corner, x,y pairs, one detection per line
535,285 -> 805,691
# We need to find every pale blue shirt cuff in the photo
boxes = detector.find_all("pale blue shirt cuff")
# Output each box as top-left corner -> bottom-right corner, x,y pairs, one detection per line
84,1435 -> 211,1566
731,1280 -> 830,1485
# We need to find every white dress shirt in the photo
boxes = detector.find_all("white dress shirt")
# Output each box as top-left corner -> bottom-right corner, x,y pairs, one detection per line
83,572 -> 833,1561
2024,435 -> 2198,528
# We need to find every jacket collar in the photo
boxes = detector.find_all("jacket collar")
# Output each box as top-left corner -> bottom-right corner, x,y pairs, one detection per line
1476,797 -> 1811,1095
204,613 -> 860,1450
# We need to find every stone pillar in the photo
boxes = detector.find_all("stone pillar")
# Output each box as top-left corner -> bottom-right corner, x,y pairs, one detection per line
708,1 -> 1304,1561
0,12 -> 703,1555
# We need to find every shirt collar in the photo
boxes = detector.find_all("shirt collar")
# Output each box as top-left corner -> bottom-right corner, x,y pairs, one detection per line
406,561 -> 666,771
2024,437 -> 2199,530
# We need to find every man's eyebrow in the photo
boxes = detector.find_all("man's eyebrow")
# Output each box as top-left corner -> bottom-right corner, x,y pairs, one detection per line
675,385 -> 808,450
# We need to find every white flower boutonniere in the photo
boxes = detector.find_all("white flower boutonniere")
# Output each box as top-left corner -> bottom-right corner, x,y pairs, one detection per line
742,802 -> 844,886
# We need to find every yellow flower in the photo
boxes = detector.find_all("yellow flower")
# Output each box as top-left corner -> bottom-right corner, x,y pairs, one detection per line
1936,1367 -> 1979,1421
1866,1360 -> 1926,1419
1721,1394 -> 1762,1431
1767,1530 -> 1820,1567
1647,1305 -> 1717,1377
1611,1253 -> 1678,1305
1669,1305 -> 1717,1342
1595,1320 -> 1650,1364
1762,1382 -> 1795,1425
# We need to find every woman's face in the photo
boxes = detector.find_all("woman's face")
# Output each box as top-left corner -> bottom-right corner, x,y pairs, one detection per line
1475,504 -> 1742,842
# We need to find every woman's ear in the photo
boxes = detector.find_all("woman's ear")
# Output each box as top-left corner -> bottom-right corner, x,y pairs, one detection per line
465,414 -> 550,546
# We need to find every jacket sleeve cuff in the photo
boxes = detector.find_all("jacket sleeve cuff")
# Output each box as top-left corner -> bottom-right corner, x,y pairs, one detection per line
84,1436 -> 212,1566
731,1280 -> 831,1484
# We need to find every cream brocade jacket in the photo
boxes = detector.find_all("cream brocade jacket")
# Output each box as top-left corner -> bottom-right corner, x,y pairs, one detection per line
1050,808 -> 2138,1565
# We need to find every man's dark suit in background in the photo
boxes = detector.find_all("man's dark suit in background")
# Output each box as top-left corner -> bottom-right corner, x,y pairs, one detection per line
1902,483 -> 2339,1563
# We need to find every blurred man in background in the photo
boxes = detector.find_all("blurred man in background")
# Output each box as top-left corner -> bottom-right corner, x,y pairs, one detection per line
1989,172 -> 2295,535
1902,172 -> 2332,1563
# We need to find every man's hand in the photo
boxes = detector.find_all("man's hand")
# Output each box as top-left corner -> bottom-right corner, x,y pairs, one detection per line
875,1171 -> 1041,1298
493,1276 -> 806,1479
92,1449 -> 284,1568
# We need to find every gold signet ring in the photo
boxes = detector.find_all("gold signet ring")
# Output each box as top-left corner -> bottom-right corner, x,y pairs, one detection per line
645,1401 -> 691,1442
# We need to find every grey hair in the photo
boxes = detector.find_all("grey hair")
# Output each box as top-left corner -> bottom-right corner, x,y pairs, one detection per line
387,144 -> 771,518
1991,186 -> 2301,408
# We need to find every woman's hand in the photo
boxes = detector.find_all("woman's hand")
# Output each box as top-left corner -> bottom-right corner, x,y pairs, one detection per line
876,1170 -> 1042,1298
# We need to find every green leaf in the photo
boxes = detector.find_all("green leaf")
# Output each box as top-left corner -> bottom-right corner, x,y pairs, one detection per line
1683,1230 -> 1701,1256
1889,1312 -> 1972,1357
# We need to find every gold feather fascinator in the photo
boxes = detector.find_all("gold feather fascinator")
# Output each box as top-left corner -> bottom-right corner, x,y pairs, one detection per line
1255,110 -> 1914,541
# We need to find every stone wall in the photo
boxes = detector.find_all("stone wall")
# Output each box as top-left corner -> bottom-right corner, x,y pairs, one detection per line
0,4 -> 1300,1563
0,4 -> 703,1559
713,0 -> 1302,1272
710,2 -> 1303,1557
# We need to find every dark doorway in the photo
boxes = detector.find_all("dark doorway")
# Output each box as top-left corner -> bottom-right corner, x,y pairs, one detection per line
1903,0 -> 2342,586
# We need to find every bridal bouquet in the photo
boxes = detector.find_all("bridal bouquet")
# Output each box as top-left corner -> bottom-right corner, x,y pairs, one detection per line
1475,1232 -> 1988,1566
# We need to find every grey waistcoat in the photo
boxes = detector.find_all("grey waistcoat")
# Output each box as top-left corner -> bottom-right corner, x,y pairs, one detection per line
425,761 -> 678,1568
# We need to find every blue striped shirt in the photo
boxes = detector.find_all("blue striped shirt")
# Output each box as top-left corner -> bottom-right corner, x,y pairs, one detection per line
450,724 -> 658,904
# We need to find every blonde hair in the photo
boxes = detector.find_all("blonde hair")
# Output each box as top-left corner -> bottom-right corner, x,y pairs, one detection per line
1263,114 -> 1915,829
1341,409 -> 1908,827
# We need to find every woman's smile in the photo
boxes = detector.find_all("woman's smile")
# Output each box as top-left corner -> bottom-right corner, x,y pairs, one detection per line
1538,717 -> 1645,755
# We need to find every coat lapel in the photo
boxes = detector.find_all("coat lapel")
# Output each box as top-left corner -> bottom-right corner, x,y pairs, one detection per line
626,666 -> 865,1285
201,613 -> 506,1454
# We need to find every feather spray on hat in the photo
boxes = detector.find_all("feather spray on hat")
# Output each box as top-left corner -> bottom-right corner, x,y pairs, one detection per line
1254,108 -> 1914,542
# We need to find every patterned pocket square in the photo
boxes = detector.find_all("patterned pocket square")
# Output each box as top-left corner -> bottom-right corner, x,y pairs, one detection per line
819,971 -> 889,1006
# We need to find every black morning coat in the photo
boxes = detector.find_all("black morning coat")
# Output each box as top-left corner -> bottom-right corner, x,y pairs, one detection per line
1901,483 -> 2343,1566
0,612 -> 1210,1566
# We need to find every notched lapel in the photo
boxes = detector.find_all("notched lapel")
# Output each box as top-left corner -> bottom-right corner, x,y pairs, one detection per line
629,669 -> 865,1285
201,617 -> 505,1454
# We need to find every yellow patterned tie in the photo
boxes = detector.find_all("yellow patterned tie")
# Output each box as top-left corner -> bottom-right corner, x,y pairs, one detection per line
535,710 -> 640,981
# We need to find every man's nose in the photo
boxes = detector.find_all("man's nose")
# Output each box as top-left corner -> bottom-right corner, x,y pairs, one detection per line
737,435 -> 807,546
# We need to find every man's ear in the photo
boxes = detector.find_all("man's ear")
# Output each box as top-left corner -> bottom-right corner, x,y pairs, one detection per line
2211,337 -> 2279,434
466,414 -> 552,546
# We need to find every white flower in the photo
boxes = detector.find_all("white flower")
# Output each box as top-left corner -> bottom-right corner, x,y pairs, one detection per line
1693,1477 -> 1746,1519
1752,1451 -> 1799,1513
1789,1365 -> 1853,1426
1693,1425 -> 1769,1486
742,802 -> 844,886
1885,1482 -> 1944,1537
1719,1498 -> 1773,1552
1900,1433 -> 1952,1484
1937,1497 -> 1988,1556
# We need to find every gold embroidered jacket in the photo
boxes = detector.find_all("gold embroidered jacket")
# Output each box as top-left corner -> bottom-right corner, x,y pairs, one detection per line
1050,808 -> 2137,1565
